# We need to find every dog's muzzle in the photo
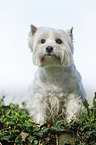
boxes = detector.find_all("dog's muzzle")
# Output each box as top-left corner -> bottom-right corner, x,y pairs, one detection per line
40,45 -> 61,66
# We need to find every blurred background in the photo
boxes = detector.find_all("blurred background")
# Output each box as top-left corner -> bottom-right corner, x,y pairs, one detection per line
0,0 -> 96,106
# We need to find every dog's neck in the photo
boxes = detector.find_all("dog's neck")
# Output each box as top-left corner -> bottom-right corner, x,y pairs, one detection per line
39,64 -> 75,82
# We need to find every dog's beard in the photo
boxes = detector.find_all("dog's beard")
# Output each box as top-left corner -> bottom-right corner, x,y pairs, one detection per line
40,54 -> 61,67
32,45 -> 73,67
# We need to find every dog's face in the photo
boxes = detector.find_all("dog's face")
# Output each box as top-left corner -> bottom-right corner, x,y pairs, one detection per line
28,25 -> 74,67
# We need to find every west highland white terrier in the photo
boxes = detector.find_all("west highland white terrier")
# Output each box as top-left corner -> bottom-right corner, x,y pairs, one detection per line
26,25 -> 86,124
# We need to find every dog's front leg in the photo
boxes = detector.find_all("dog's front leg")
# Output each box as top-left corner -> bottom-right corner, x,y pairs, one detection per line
65,94 -> 83,122
30,93 -> 46,124
30,105 -> 45,124
34,111 -> 45,124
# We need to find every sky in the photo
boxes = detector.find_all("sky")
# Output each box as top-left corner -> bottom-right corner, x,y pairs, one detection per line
0,0 -> 96,105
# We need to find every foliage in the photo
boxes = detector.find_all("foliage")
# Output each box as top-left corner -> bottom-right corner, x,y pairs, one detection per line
0,94 -> 96,145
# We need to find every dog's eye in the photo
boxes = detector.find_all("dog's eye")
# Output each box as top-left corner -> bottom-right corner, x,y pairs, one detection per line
41,39 -> 46,44
56,39 -> 62,44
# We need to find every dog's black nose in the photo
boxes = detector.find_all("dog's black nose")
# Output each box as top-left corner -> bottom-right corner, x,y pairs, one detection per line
46,46 -> 53,53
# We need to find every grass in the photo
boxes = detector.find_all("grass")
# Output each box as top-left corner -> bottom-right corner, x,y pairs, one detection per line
0,93 -> 96,145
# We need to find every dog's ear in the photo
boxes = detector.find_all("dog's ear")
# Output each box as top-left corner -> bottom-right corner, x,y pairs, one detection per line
66,27 -> 73,41
31,25 -> 37,35
28,25 -> 37,51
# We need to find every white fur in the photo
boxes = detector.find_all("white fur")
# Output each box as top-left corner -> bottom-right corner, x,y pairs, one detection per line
26,25 -> 86,124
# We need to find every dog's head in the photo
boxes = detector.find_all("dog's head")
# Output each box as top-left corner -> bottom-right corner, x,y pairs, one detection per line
28,25 -> 74,67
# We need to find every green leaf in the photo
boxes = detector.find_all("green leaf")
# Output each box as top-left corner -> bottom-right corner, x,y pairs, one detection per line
83,99 -> 90,115
0,97 -> 5,106
88,130 -> 96,135
15,134 -> 22,143
1,135 -> 11,141
33,125 -> 40,132
33,139 -> 39,145
93,92 -> 96,108
28,136 -> 35,143
61,140 -> 71,145
22,101 -> 26,108
21,132 -> 29,141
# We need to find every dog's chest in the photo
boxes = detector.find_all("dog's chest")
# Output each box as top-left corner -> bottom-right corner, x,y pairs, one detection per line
34,66 -> 79,98
34,77 -> 65,99
44,82 -> 65,98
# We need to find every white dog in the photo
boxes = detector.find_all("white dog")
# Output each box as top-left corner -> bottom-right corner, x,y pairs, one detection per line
26,25 -> 86,124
